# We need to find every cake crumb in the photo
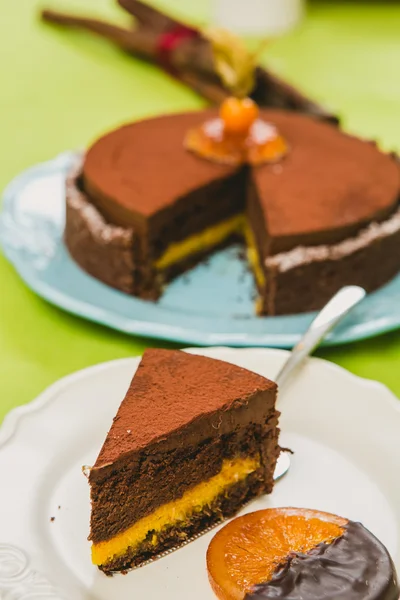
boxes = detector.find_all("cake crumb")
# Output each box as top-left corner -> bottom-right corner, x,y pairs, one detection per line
58,505 -> 61,510
50,517 -> 55,522
82,465 -> 91,478
236,245 -> 247,263
211,415 -> 223,430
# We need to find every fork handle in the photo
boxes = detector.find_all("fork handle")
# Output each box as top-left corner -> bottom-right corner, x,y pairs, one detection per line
276,286 -> 366,389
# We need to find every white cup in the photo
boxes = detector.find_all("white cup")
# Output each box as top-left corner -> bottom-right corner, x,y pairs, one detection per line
213,0 -> 304,36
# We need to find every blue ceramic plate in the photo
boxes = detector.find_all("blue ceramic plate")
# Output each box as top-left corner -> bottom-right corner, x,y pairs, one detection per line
1,152 -> 399,348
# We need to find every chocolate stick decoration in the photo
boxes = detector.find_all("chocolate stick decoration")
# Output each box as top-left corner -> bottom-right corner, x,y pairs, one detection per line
41,2 -> 338,124
41,7 -> 225,102
41,9 -> 158,58
117,0 -> 182,32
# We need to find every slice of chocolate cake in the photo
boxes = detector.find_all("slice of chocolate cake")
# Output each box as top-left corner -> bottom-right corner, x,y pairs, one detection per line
88,349 -> 280,574
78,111 -> 245,300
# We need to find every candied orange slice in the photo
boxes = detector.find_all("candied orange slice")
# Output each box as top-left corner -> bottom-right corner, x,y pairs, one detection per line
185,101 -> 288,167
207,507 -> 347,600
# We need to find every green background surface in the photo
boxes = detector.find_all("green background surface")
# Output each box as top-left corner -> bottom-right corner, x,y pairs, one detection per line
1,0 -> 400,422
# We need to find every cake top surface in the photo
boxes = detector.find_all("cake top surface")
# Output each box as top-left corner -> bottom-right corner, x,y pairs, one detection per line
83,111 -> 235,224
82,109 -> 400,248
93,349 -> 276,469
251,111 -> 400,251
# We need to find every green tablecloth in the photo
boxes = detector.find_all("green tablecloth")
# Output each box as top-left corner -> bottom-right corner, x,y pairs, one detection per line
1,0 -> 400,422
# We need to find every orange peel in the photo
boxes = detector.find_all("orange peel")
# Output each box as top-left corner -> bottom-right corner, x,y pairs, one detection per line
207,507 -> 347,600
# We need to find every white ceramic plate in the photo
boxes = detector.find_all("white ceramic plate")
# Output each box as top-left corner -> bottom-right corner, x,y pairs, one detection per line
0,348 -> 399,600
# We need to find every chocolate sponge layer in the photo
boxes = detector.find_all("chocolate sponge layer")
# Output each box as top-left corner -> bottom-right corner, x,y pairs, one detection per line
90,419 -> 279,544
262,204 -> 400,315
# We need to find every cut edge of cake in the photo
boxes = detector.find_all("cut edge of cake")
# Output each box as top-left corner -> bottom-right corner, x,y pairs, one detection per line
65,110 -> 400,315
66,159 -> 400,315
87,348 -> 280,574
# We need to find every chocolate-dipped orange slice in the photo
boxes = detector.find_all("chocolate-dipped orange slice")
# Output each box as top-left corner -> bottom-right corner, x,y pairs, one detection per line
207,507 -> 399,600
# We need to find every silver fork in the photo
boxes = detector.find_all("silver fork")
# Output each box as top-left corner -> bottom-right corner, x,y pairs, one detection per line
273,285 -> 366,481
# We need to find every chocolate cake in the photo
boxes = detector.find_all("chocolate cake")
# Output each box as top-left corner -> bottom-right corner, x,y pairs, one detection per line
65,109 -> 400,315
88,349 -> 280,574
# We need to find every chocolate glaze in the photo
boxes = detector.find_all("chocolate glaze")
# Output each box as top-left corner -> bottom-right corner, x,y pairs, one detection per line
246,521 -> 399,600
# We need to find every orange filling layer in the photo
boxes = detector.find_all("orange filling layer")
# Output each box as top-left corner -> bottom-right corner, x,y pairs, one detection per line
92,455 -> 260,566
